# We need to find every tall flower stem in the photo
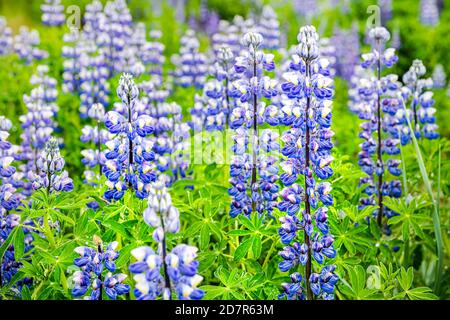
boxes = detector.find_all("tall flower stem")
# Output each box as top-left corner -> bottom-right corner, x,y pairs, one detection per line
250,53 -> 259,214
127,96 -> 134,188
376,40 -> 384,227
97,121 -> 103,176
97,244 -> 103,301
160,216 -> 172,300
304,62 -> 313,300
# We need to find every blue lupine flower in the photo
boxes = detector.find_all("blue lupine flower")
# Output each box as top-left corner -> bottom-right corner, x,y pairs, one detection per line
171,29 -> 209,89
97,0 -> 133,76
129,182 -> 203,300
81,104 -> 110,197
191,79 -> 228,132
211,20 -> 241,57
277,26 -> 338,301
257,6 -> 281,50
13,26 -> 48,64
333,23 -> 360,82
293,0 -> 318,20
141,30 -> 165,78
432,64 -> 446,89
41,0 -> 65,27
354,27 -> 402,230
103,73 -> 157,200
379,0 -> 393,25
395,60 -> 439,144
72,237 -> 129,300
17,66 -> 61,197
227,32 -> 279,219
420,0 -> 440,26
0,17 -> 13,56
32,138 -> 74,193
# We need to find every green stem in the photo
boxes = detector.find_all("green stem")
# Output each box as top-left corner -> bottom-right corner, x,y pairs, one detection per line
401,98 -> 443,294
44,208 -> 56,248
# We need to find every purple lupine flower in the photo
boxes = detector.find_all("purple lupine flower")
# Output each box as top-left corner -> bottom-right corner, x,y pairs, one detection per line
13,27 -> 48,64
129,181 -> 203,300
432,64 -> 446,89
0,17 -> 13,56
211,20 -> 241,57
32,138 -> 74,193
395,60 -> 438,144
277,25 -> 337,301
97,0 -> 133,76
420,0 -> 439,26
72,237 -> 129,300
81,103 -> 110,189
228,32 -> 279,219
171,30 -> 209,89
378,0 -> 393,25
257,6 -> 281,50
333,23 -> 360,81
354,27 -> 402,231
103,73 -> 157,200
41,0 -> 65,27
18,65 -> 60,197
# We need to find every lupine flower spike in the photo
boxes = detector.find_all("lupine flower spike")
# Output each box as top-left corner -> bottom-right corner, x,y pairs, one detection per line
395,60 -> 438,144
103,73 -> 156,200
355,27 -> 402,231
32,138 -> 74,193
228,32 -> 279,219
278,26 -> 337,300
129,181 -> 204,300
72,236 -> 130,300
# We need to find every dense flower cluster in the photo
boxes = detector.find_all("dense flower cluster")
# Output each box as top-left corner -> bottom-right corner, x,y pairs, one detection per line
395,60 -> 438,144
211,19 -> 242,56
432,64 -> 446,89
277,26 -> 337,300
379,0 -> 393,25
97,0 -> 133,75
0,16 -> 13,56
103,73 -> 157,200
41,0 -> 65,27
257,6 -> 281,50
129,182 -> 204,300
32,138 -> 74,193
72,237 -> 130,300
13,27 -> 48,64
81,104 -> 110,185
189,0 -> 220,36
0,117 -> 20,211
141,30 -> 165,79
420,0 -> 440,26
17,65 -> 60,197
228,32 -> 279,219
293,0 -> 318,21
171,30 -> 209,89
354,27 -> 402,230
333,23 -> 360,81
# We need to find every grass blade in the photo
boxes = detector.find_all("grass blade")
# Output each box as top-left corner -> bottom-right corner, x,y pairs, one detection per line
401,98 -> 444,294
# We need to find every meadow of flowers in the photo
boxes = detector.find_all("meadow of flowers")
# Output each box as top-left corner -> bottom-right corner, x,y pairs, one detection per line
0,0 -> 449,301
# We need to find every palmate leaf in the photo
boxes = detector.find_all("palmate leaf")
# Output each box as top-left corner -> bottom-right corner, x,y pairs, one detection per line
234,237 -> 252,261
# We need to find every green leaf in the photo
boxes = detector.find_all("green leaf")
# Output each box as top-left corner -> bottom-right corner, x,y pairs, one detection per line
21,285 -> 31,300
199,225 -> 210,250
200,285 -> 228,299
228,230 -> 252,236
234,238 -> 252,261
14,227 -> 25,260
0,227 -> 18,261
406,287 -> 438,300
238,215 -> 254,230
251,235 -> 262,259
